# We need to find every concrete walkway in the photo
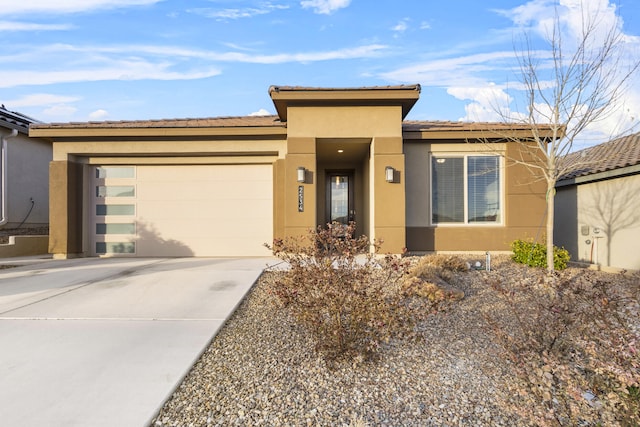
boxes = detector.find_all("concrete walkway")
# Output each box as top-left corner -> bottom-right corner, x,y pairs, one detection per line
0,257 -> 272,427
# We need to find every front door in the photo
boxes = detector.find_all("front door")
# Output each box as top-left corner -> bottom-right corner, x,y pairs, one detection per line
326,171 -> 355,225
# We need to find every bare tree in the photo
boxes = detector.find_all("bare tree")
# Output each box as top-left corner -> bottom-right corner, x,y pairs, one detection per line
493,4 -> 638,270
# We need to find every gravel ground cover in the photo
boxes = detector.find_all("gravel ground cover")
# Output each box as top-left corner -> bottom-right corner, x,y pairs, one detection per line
151,256 -> 639,427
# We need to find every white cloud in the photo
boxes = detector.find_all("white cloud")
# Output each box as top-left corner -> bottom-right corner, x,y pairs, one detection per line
300,0 -> 350,15
381,51 -> 518,87
447,84 -> 513,122
0,21 -> 72,31
460,101 -> 503,123
380,0 -> 639,145
89,109 -> 109,119
420,21 -> 431,30
392,20 -> 409,33
496,0 -> 626,53
1,0 -> 161,15
0,41 -> 387,88
0,52 -> 223,88
43,104 -> 77,117
248,108 -> 271,116
188,4 -> 289,20
492,0 -> 640,142
448,84 -> 512,107
5,93 -> 81,107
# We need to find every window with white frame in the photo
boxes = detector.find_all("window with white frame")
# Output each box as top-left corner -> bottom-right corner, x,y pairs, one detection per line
431,154 -> 501,224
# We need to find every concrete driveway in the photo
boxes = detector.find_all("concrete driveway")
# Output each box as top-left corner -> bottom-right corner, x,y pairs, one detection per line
0,256 -> 272,427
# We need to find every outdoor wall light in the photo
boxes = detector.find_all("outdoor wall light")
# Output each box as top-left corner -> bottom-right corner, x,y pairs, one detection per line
385,166 -> 395,183
297,166 -> 306,183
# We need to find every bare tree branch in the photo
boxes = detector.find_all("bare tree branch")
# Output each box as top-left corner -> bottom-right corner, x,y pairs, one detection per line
475,4 -> 639,270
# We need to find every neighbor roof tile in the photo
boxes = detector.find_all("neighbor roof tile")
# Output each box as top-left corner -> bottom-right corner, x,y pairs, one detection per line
560,132 -> 640,180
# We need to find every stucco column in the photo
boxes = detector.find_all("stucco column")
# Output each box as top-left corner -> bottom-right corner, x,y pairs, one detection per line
282,137 -> 316,239
371,137 -> 406,253
49,160 -> 83,258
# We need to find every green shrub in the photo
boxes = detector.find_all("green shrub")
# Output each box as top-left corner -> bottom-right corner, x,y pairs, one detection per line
511,238 -> 570,270
265,222 -> 415,362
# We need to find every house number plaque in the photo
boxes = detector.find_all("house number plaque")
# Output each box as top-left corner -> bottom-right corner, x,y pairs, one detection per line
298,185 -> 304,212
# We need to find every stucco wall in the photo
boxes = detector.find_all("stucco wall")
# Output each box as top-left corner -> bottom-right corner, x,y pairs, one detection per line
48,136 -> 286,258
555,174 -> 640,270
5,133 -> 51,227
283,105 -> 406,252
287,106 -> 402,139
405,140 -> 546,252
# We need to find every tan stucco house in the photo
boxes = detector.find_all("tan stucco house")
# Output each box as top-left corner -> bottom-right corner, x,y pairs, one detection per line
555,132 -> 640,271
30,85 -> 549,258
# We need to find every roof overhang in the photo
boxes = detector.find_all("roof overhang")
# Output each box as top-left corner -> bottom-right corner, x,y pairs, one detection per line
556,163 -> 640,187
402,122 -> 563,141
29,126 -> 286,139
269,85 -> 421,122
1,108 -> 40,134
29,115 -> 287,140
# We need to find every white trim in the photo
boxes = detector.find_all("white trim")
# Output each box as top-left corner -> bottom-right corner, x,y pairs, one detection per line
0,129 -> 18,227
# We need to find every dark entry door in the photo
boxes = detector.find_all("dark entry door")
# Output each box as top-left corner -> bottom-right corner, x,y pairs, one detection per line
326,171 -> 355,225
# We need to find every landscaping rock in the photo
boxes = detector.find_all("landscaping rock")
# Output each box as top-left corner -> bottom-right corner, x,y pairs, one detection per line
151,255 -> 639,427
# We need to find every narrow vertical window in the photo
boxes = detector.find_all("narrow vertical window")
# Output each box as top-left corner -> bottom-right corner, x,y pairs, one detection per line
431,156 -> 464,223
468,156 -> 500,223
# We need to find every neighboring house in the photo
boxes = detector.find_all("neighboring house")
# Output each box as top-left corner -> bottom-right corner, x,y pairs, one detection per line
555,132 -> 640,271
30,85 -> 550,259
0,106 -> 50,229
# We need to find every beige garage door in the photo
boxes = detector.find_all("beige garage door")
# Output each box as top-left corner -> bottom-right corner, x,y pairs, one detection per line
92,164 -> 273,257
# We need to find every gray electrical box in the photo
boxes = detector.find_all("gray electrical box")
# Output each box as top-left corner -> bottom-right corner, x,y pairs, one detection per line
581,225 -> 590,236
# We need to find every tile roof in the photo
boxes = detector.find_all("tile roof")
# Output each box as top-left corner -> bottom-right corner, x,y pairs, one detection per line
30,114 -> 284,129
31,115 -> 519,132
402,120 -> 541,132
32,116 -> 548,133
560,132 -> 640,181
0,105 -> 41,133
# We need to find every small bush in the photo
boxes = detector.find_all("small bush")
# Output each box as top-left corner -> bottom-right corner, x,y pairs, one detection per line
511,238 -> 570,270
409,254 -> 469,278
403,254 -> 468,301
265,222 -> 416,362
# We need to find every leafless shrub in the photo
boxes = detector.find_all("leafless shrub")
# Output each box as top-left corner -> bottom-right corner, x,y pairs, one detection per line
403,254 -> 468,301
265,223 -> 422,362
485,268 -> 640,426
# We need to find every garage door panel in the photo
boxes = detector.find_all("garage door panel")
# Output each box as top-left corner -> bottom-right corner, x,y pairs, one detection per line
136,164 -> 264,181
137,199 -> 272,221
92,164 -> 273,257
137,219 -> 271,239
136,181 -> 272,202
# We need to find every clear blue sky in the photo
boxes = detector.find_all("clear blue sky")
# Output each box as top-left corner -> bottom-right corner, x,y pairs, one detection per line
1,0 -> 639,146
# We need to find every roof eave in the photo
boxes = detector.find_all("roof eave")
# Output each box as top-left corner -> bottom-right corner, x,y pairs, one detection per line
269,85 -> 421,121
29,125 -> 288,139
402,125 -> 560,141
556,163 -> 640,187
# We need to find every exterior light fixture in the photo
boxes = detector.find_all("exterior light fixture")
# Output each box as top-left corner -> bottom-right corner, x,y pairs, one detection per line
385,166 -> 395,183
297,167 -> 306,183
